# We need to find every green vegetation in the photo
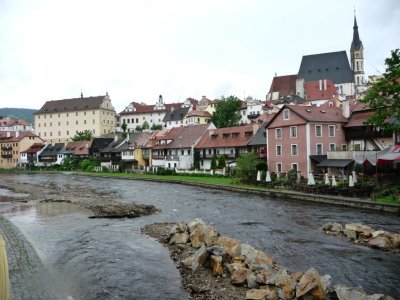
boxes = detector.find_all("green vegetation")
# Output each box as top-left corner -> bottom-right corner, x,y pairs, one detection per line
359,49 -> 400,133
151,124 -> 163,130
210,154 -> 217,170
72,130 -> 93,141
210,95 -> 242,128
0,108 -> 37,124
217,155 -> 226,169
235,152 -> 259,181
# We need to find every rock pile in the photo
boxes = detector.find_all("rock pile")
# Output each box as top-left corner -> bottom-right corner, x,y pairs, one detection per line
169,218 -> 393,300
321,222 -> 400,253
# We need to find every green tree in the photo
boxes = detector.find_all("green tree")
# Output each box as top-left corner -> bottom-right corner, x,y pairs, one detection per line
210,95 -> 242,128
151,124 -> 163,130
256,161 -> 268,172
142,121 -> 150,130
359,49 -> 400,133
121,121 -> 128,139
210,154 -> 217,170
193,149 -> 201,170
135,125 -> 143,132
235,152 -> 258,181
72,130 -> 92,141
217,155 -> 226,169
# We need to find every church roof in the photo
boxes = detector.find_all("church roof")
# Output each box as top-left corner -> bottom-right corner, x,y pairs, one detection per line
268,75 -> 297,97
351,16 -> 363,51
297,51 -> 354,84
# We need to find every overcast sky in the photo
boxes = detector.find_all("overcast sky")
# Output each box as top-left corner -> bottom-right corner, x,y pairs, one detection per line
0,0 -> 399,113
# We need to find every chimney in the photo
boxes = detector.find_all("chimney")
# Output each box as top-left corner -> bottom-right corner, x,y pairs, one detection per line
126,133 -> 130,142
16,131 -> 19,138
253,124 -> 259,135
342,98 -> 350,118
6,131 -> 11,138
114,134 -> 118,142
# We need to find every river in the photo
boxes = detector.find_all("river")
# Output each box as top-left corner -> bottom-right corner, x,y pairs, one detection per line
1,173 -> 400,299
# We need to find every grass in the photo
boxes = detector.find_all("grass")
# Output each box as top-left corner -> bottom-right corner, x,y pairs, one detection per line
374,197 -> 400,205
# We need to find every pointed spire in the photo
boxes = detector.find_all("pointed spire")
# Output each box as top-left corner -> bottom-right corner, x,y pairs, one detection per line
351,14 -> 363,51
80,89 -> 83,99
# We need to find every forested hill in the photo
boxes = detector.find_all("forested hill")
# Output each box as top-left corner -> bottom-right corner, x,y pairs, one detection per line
0,108 -> 37,124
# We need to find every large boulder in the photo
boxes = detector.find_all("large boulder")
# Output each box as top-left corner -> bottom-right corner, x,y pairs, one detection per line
371,230 -> 386,238
255,268 -> 274,284
169,222 -> 190,244
181,245 -> 210,272
296,268 -> 326,300
334,286 -> 368,300
189,222 -> 220,248
345,223 -> 373,237
344,229 -> 357,240
239,244 -> 275,270
215,236 -> 240,257
267,269 -> 297,299
231,267 -> 254,285
388,233 -> 400,248
246,289 -> 267,300
368,236 -> 392,249
209,255 -> 224,276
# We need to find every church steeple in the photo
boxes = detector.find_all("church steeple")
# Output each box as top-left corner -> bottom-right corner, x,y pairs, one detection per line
351,16 -> 363,52
350,13 -> 365,90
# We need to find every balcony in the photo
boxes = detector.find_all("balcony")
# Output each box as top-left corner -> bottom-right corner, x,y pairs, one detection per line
1,146 -> 12,151
1,154 -> 12,158
165,155 -> 179,161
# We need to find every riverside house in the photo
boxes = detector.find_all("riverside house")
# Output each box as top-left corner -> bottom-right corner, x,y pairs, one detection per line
266,104 -> 348,178
0,131 -> 44,168
195,124 -> 259,170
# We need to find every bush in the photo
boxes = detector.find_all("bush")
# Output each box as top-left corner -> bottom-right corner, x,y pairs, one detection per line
256,161 -> 268,172
156,168 -> 176,176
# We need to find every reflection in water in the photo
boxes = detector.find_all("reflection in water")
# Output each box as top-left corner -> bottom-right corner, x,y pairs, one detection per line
2,173 -> 400,299
36,202 -> 93,217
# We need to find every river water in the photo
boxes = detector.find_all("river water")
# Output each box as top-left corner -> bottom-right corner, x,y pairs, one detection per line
1,173 -> 400,299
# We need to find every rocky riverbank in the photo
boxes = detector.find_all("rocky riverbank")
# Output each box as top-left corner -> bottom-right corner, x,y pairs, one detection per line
142,219 -> 396,300
321,222 -> 400,254
0,174 -> 160,218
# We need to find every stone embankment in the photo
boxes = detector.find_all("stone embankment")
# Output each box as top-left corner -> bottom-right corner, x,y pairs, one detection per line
142,218 -> 395,300
321,222 -> 400,253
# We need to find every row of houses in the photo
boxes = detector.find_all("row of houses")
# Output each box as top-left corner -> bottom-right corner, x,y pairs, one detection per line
2,96 -> 398,178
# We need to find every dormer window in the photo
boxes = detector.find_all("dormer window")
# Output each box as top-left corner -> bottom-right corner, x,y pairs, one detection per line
232,133 -> 239,138
283,109 -> 290,120
222,133 -> 229,139
211,134 -> 218,140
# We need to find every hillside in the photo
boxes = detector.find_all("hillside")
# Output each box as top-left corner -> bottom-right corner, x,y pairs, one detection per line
0,108 -> 37,124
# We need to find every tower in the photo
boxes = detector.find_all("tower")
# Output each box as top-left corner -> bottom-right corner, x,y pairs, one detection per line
350,14 -> 365,89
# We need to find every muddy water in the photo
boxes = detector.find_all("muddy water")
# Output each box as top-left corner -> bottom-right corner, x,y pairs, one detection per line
2,173 -> 400,299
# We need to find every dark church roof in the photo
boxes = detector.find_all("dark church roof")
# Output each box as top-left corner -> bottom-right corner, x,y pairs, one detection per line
351,16 -> 363,52
297,51 -> 354,84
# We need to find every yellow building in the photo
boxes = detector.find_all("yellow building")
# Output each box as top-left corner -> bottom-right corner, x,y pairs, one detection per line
184,110 -> 212,126
34,94 -> 116,143
0,131 -> 44,168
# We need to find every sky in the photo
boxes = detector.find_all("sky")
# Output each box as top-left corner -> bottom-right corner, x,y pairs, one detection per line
0,0 -> 399,113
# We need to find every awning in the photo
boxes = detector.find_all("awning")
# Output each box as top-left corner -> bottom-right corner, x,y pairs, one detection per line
317,159 -> 354,168
309,155 -> 327,163
364,145 -> 400,166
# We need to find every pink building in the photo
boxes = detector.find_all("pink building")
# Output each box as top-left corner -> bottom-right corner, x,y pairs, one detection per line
266,105 -> 348,178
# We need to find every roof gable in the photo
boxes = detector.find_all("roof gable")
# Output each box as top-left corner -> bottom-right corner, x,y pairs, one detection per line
268,75 -> 297,96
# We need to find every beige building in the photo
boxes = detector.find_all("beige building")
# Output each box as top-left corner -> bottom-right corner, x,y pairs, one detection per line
0,131 -> 44,168
34,94 -> 116,143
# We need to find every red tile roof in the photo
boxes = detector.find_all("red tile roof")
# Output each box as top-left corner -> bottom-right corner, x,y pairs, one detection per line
272,105 -> 349,124
196,124 -> 258,149
64,140 -> 92,156
21,143 -> 45,153
268,75 -> 297,96
186,110 -> 211,117
164,124 -> 211,149
345,110 -> 374,127
0,131 -> 40,142
304,80 -> 337,101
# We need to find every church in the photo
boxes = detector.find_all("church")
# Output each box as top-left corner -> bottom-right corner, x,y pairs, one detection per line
267,15 -> 365,102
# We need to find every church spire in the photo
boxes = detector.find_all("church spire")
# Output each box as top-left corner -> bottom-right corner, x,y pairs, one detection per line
351,15 -> 363,51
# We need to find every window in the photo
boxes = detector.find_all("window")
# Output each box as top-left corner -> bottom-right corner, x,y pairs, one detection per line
67,130 -> 69,135
329,143 -> 336,151
276,163 -> 282,173
275,128 -> 282,139
316,144 -> 323,155
290,126 -> 297,138
76,112 -> 78,116
283,109 -> 290,120
181,150 -> 184,155
354,143 -> 361,151
66,121 -> 69,125
328,125 -> 335,137
291,163 -> 298,172
291,144 -> 298,156
93,119 -> 95,124
315,125 -> 322,137
276,145 -> 282,156
84,120 -> 87,124
76,121 -> 78,125
58,122 -> 60,126
342,144 -> 347,151
58,131 -> 61,136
